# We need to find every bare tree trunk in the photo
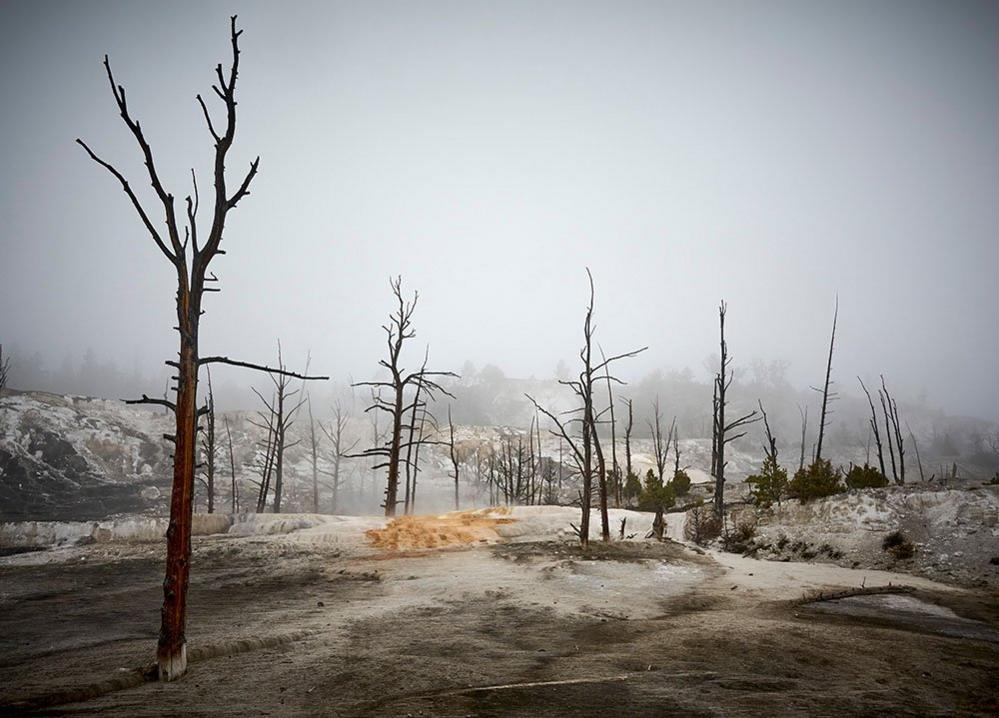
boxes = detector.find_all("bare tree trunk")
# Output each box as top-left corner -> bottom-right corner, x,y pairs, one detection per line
307,397 -> 320,513
710,378 -> 719,480
199,370 -> 217,514
881,376 -> 905,484
223,415 -> 237,514
797,404 -> 808,473
592,409 -> 609,542
712,301 -> 758,517
623,398 -> 633,486
0,345 -> 10,393
402,349 -> 429,514
448,405 -> 460,510
601,353 -> 620,507
815,297 -> 838,462
907,422 -> 924,482
411,403 -> 429,511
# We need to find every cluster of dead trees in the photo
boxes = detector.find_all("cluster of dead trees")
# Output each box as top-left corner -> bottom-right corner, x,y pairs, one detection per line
245,345 -> 311,513
528,269 -> 646,547
479,424 -> 562,506
858,375 -> 912,485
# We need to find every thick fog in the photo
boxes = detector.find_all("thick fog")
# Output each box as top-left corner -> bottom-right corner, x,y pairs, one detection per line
1,0 -> 997,419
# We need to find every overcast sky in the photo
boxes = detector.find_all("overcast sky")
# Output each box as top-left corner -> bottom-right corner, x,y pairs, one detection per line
1,0 -> 997,417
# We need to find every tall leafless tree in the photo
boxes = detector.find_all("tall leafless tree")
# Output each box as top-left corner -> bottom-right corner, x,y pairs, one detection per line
353,277 -> 455,516
711,301 -> 759,517
80,18 -> 326,679
814,297 -> 839,462
623,398 -> 634,484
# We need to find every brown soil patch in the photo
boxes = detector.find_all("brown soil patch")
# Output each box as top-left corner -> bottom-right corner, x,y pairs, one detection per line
365,508 -> 516,550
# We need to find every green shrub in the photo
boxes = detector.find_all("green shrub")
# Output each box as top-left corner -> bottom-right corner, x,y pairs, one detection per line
639,469 -> 676,513
670,469 -> 692,497
684,498 -> 722,545
745,455 -> 788,508
788,458 -> 843,502
623,471 -> 642,503
845,463 -> 888,489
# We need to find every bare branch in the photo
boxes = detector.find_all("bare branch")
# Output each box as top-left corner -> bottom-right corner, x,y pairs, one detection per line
199,356 -> 329,380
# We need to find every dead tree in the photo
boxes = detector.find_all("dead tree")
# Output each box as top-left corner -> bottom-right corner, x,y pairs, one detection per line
710,378 -> 720,478
880,376 -> 905,484
600,348 -> 621,507
712,301 -> 759,516
411,403 -> 440,513
353,277 -> 455,516
623,398 -> 634,485
813,297 -> 839,462
320,400 -> 357,514
528,269 -> 645,545
306,396 -> 321,513
249,346 -> 309,513
248,388 -> 278,511
673,425 -> 682,478
80,17 -> 326,679
448,405 -> 461,510
759,400 -> 778,466
648,396 -> 671,483
367,387 -> 385,505
402,348 -> 429,514
858,378 -> 887,478
797,404 -> 809,473
197,370 -> 217,513
223,415 -> 238,513
0,344 -> 10,392
526,414 -> 540,505
906,422 -> 925,482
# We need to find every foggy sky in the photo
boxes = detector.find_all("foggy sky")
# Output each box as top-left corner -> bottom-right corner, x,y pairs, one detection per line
1,0 -> 997,418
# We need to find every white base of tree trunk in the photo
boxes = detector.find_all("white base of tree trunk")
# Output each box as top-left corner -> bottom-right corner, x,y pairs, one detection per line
157,643 -> 187,681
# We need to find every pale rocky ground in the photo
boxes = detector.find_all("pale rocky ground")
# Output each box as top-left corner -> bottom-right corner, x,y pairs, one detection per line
1,506 -> 997,716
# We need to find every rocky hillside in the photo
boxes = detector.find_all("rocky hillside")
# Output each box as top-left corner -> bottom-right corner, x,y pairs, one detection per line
0,391 -> 174,521
726,484 -> 999,588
